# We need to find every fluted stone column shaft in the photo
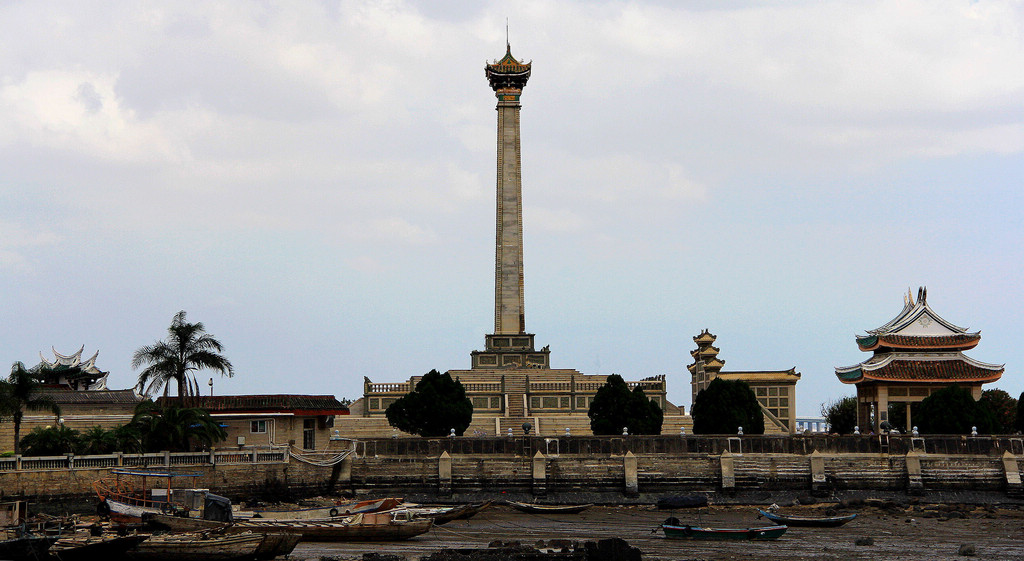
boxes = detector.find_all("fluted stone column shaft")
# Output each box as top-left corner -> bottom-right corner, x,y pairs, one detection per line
494,99 -> 525,334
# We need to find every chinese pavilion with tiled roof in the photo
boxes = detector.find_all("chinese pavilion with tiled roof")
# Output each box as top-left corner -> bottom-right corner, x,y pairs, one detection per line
32,346 -> 110,391
835,287 -> 1004,432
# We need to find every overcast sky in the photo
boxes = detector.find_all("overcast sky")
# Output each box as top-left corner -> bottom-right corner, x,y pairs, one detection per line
2,1 -> 1022,417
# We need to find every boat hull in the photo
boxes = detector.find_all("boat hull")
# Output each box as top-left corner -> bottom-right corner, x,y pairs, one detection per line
230,514 -> 433,541
252,497 -> 402,519
506,501 -> 593,514
125,531 -> 264,561
758,509 -> 857,527
662,524 -> 788,540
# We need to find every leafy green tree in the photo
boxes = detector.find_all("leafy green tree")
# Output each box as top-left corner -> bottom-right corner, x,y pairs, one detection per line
588,375 -> 663,435
820,396 -> 858,434
385,370 -> 473,437
915,385 -> 993,434
0,362 -> 62,455
133,311 -> 234,400
978,389 -> 1017,434
691,378 -> 764,435
19,425 -> 81,456
128,401 -> 227,452
77,426 -> 119,455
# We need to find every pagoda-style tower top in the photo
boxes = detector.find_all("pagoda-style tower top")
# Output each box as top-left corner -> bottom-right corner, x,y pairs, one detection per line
855,286 -> 981,352
836,287 -> 1003,385
33,346 -> 110,391
485,44 -> 531,101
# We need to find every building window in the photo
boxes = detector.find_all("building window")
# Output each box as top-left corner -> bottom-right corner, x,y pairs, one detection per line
303,418 -> 316,450
250,420 -> 267,434
370,398 -> 380,410
559,397 -> 570,408
472,397 -> 489,409
530,397 -> 540,410
756,387 -> 768,397
778,387 -> 788,396
576,396 -> 588,408
768,387 -> 778,396
542,396 -> 558,409
490,397 -> 501,409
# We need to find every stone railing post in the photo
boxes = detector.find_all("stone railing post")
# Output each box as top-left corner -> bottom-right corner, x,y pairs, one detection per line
720,450 -> 735,491
438,451 -> 452,496
624,451 -> 638,496
116,452 -> 123,467
905,450 -> 924,494
163,451 -> 171,467
810,450 -> 826,494
532,450 -> 546,497
1003,451 -> 1021,497
209,449 -> 216,465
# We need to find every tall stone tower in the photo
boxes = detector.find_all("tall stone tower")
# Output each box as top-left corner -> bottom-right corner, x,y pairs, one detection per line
470,44 -> 550,370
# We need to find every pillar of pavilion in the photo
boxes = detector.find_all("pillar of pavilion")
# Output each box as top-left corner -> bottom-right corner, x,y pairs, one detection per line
835,287 -> 1004,433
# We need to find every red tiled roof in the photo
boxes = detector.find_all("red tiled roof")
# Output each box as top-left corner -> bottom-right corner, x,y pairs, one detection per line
857,333 -> 980,351
851,360 -> 1003,383
157,394 -> 349,414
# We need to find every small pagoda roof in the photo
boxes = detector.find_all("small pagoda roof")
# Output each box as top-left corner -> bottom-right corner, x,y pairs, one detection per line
693,329 -> 717,343
836,352 -> 1003,384
858,287 -> 979,348
486,43 -> 532,75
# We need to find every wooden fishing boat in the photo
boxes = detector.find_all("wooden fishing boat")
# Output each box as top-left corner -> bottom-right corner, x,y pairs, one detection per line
506,501 -> 593,514
49,534 -> 149,561
662,521 -> 787,541
93,469 -> 204,524
124,531 -> 264,561
428,500 -> 494,525
757,509 -> 857,527
253,532 -> 302,560
142,512 -> 228,533
251,497 -> 403,519
229,510 -> 433,541
0,533 -> 57,561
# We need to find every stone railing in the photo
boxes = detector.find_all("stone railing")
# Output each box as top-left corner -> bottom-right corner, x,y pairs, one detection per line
365,382 -> 412,394
0,446 -> 289,472
351,434 -> 1024,458
461,383 -> 503,392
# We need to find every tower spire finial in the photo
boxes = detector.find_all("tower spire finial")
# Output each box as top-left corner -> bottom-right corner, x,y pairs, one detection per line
506,19 -> 510,52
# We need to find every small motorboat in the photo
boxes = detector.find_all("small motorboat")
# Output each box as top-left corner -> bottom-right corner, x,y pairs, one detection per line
506,501 -> 593,514
662,517 -> 787,541
757,508 -> 857,527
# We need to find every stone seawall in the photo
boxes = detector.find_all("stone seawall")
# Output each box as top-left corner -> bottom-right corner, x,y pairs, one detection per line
1,436 -> 1021,507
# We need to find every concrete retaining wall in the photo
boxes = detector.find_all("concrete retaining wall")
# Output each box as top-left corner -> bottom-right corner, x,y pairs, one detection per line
1,435 -> 1021,506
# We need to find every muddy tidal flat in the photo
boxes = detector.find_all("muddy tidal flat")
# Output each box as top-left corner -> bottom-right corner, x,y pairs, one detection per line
286,503 -> 1024,561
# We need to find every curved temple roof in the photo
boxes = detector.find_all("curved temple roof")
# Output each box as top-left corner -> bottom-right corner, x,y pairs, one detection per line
835,287 -> 1003,385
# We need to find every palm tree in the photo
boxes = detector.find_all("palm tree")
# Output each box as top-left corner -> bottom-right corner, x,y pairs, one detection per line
0,362 -> 62,455
132,311 -> 234,400
128,401 -> 226,452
